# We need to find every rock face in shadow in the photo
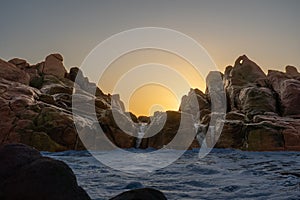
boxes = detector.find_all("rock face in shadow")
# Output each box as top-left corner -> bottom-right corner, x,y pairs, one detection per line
181,55 -> 300,151
109,188 -> 167,200
0,53 -> 299,151
139,111 -> 199,150
0,143 -> 91,200
0,54 -> 138,151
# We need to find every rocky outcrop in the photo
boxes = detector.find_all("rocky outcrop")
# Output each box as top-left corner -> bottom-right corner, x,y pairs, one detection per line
0,58 -> 30,85
109,188 -> 167,200
0,143 -> 91,200
0,54 -> 299,151
43,54 -> 67,78
224,55 -> 268,112
98,109 -> 137,149
179,88 -> 209,118
0,54 -> 137,152
140,111 -> 199,149
181,55 -> 300,151
238,86 -> 277,119
267,66 -> 300,116
278,79 -> 300,116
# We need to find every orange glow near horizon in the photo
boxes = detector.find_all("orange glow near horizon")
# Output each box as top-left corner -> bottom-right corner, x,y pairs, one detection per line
129,84 -> 179,116
98,49 -> 206,116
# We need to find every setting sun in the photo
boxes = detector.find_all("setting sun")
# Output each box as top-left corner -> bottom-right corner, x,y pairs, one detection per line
98,49 -> 206,116
128,83 -> 179,116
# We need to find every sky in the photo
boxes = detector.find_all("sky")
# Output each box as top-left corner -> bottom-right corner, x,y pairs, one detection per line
0,0 -> 299,116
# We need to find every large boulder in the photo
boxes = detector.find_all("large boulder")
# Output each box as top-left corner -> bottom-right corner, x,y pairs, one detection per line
0,144 -> 91,200
267,70 -> 287,96
267,67 -> 300,117
282,127 -> 300,151
110,188 -> 167,200
179,88 -> 209,118
224,55 -> 267,111
253,115 -> 300,151
34,106 -> 82,150
244,121 -> 285,151
280,79 -> 300,116
215,120 -> 245,149
238,86 -> 277,118
0,58 -> 30,85
138,115 -> 151,123
97,109 -> 137,149
230,55 -> 267,86
8,58 -> 29,69
142,111 -> 198,149
43,54 -> 67,78
67,67 -> 105,97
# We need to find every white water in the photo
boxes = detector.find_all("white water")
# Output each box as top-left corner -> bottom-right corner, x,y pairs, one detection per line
135,123 -> 148,148
194,122 -> 208,149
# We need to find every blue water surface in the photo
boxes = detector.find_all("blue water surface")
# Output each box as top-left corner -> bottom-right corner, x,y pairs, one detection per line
43,149 -> 300,200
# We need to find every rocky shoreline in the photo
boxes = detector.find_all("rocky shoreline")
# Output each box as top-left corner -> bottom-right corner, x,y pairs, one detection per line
0,54 -> 299,151
0,143 -> 167,200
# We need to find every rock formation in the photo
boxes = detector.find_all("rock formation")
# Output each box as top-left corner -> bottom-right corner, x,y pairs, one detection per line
0,143 -> 91,200
0,53 -> 299,151
180,55 -> 300,151
0,54 -> 137,152
1,143 -> 167,200
109,188 -> 167,200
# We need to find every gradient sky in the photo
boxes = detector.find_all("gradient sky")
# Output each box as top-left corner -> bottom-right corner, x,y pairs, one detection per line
1,0 -> 299,116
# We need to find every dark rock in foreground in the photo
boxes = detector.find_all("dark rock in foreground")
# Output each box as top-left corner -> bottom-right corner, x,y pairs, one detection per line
110,188 -> 167,200
0,143 -> 91,200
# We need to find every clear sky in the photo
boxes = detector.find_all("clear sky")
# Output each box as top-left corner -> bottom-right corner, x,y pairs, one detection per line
1,0 -> 299,116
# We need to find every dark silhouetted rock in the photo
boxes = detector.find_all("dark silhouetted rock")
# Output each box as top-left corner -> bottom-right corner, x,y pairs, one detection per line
179,88 -> 209,118
138,115 -> 151,123
97,109 -> 137,149
215,120 -> 245,149
68,66 -> 105,96
110,188 -> 167,200
0,143 -> 91,200
245,122 -> 285,151
143,111 -> 198,149
253,115 -> 300,151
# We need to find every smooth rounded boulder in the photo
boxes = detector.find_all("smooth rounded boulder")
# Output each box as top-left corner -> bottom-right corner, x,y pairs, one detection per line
43,54 -> 67,78
0,143 -> 91,200
110,188 -> 167,200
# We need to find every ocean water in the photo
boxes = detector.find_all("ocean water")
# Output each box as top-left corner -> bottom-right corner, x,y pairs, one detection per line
43,149 -> 300,200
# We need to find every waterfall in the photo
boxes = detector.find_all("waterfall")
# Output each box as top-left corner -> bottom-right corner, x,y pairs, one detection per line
194,122 -> 208,149
135,123 -> 148,148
